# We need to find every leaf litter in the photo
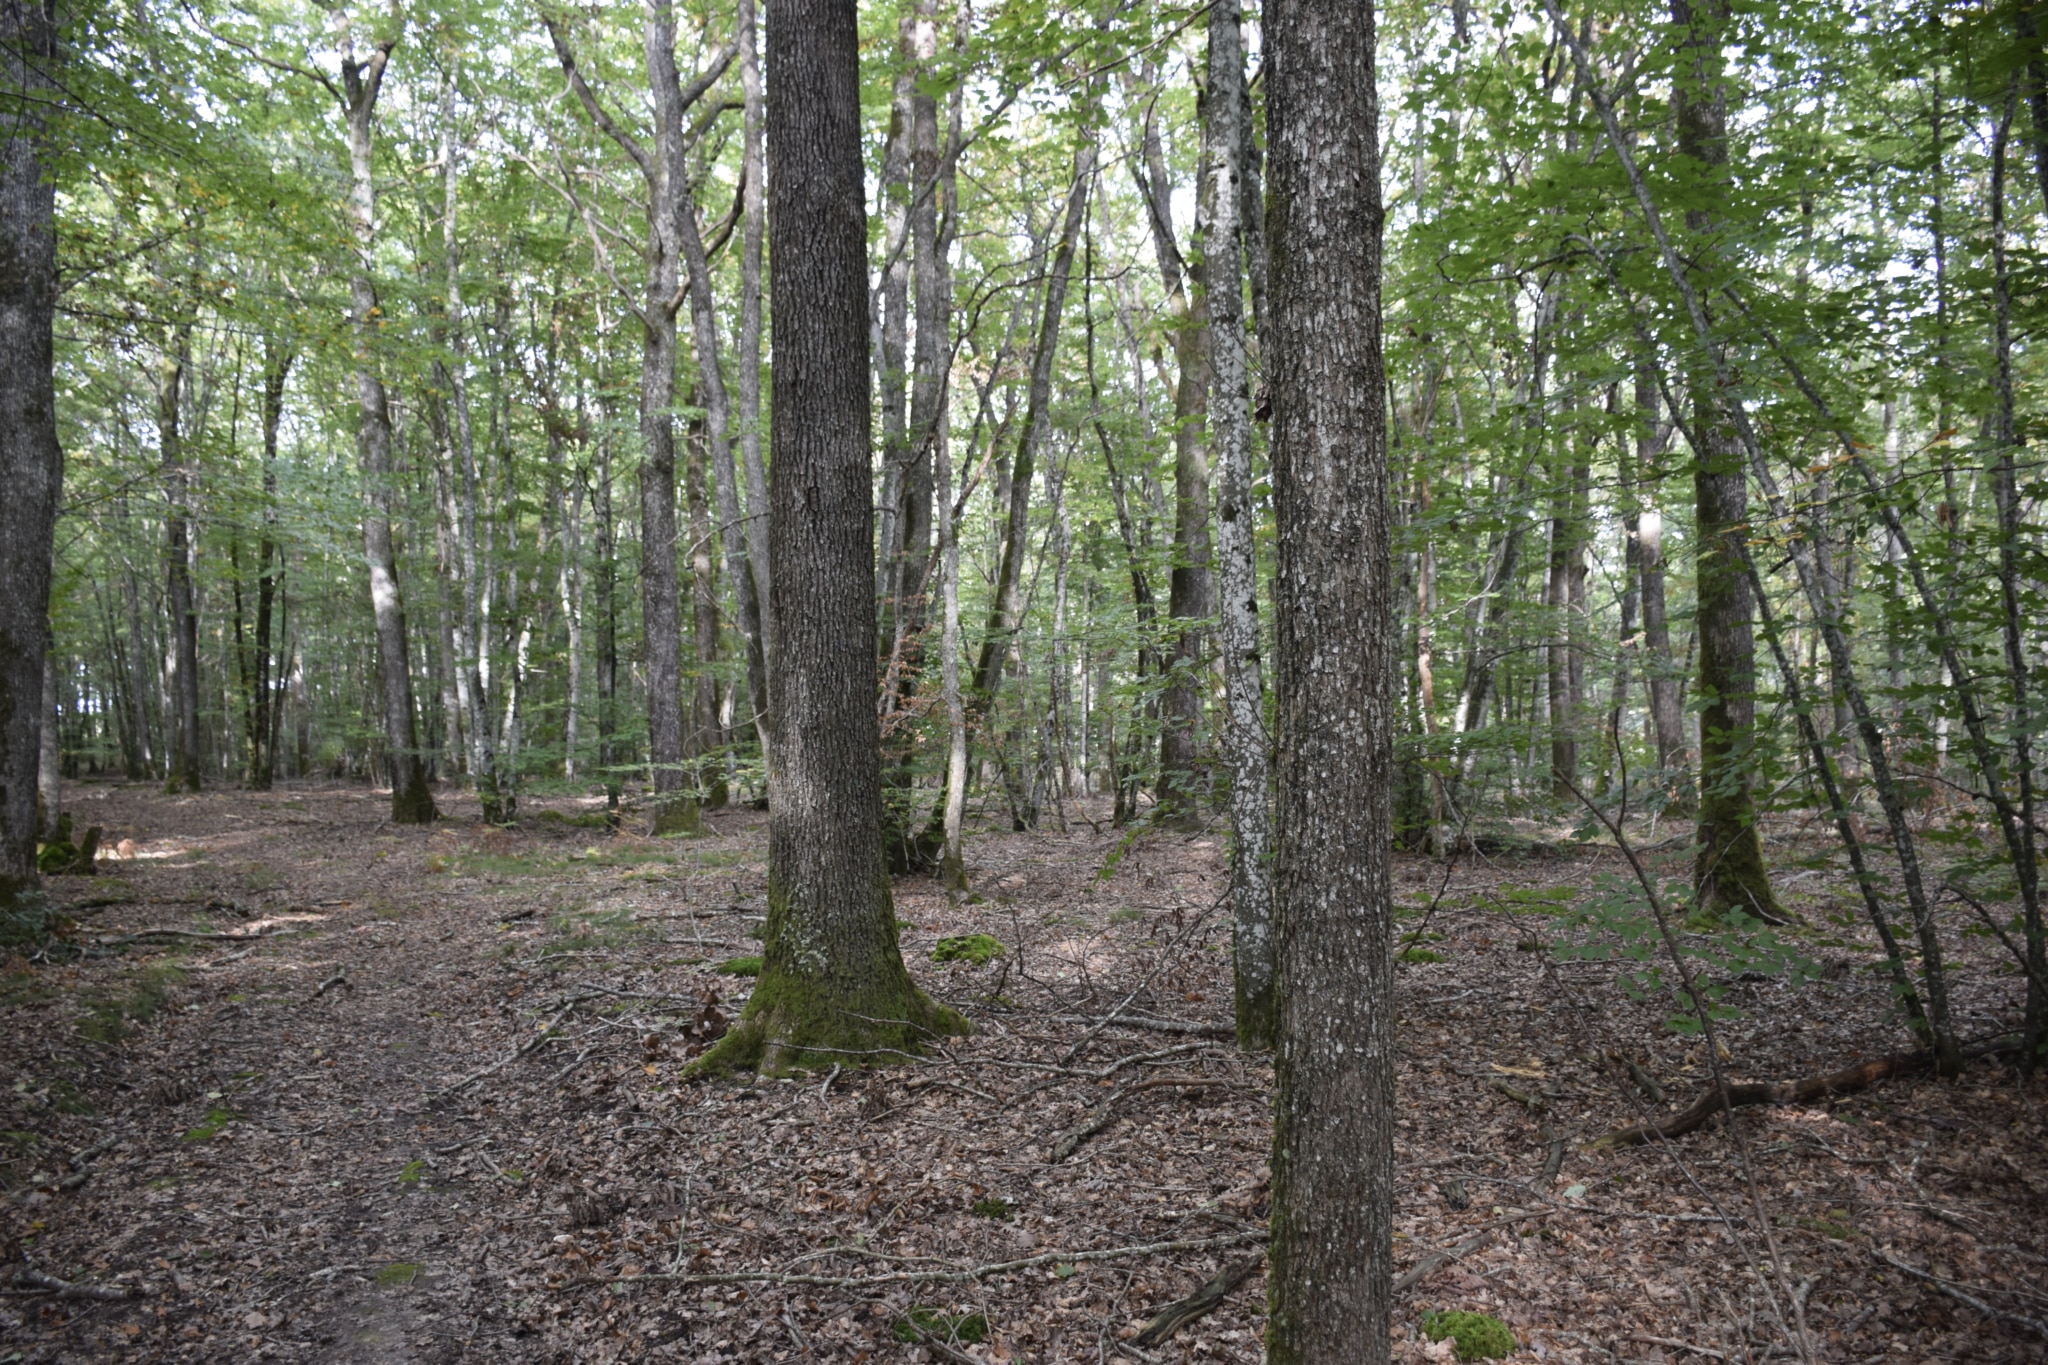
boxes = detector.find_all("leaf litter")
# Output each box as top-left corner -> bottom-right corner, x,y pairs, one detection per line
0,783 -> 2041,1362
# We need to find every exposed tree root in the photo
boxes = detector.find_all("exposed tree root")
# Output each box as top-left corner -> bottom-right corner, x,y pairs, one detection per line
1593,1038 -> 2022,1149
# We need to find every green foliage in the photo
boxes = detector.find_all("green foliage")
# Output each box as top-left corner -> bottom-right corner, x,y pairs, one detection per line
970,1196 -> 1014,1219
374,1263 -> 422,1288
894,1308 -> 989,1345
1421,1310 -> 1515,1361
714,956 -> 762,976
931,934 -> 1004,965
1397,947 -> 1447,965
1552,872 -> 1821,1033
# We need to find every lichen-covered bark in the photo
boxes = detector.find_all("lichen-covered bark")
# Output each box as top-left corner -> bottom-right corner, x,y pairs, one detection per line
0,0 -> 64,917
1264,1 -> 1395,1360
1203,0 -> 1275,1050
695,0 -> 964,1076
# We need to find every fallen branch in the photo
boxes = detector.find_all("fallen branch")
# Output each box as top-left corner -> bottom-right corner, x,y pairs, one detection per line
574,1231 -> 1264,1292
12,1267 -> 137,1301
1591,1038 -> 2022,1149
1048,1076 -> 1227,1163
311,973 -> 353,1001
1393,1230 -> 1492,1293
1873,1247 -> 2048,1342
92,927 -> 290,946
55,1135 -> 120,1192
1049,1012 -> 1234,1039
1608,1050 -> 1666,1104
1133,1254 -> 1263,1347
430,1000 -> 585,1098
1624,1334 -> 1730,1361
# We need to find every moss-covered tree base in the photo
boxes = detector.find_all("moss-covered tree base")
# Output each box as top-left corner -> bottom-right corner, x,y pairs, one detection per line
1693,817 -> 1784,923
390,777 -> 438,826
685,967 -> 970,1078
649,797 -> 701,837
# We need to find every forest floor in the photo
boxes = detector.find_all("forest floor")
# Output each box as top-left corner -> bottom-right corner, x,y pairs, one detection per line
0,781 -> 2043,1364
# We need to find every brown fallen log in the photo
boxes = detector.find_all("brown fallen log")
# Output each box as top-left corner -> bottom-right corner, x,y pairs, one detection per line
1592,1038 -> 2021,1149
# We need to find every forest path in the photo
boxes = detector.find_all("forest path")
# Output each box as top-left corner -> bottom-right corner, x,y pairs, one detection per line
2,782 -> 2044,1364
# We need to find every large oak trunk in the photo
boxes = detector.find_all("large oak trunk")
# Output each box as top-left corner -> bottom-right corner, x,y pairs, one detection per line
1265,1 -> 1396,1358
697,0 -> 963,1075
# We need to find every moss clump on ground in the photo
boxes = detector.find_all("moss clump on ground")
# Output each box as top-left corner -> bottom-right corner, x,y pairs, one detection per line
1422,1310 -> 1515,1360
714,956 -> 762,976
931,933 -> 1004,965
893,1308 -> 988,1345
970,1196 -> 1014,1219
1397,946 -> 1447,965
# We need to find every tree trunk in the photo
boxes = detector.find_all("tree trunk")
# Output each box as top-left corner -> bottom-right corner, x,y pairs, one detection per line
0,0 -> 64,913
544,7 -> 735,830
1136,83 -> 1214,824
972,138 -> 1094,711
591,429 -> 622,815
247,342 -> 290,789
1265,1 -> 1394,1359
157,328 -> 202,794
697,0 -> 965,1075
1632,367 -> 1691,805
1546,442 -> 1586,798
440,74 -> 504,822
671,95 -> 771,778
1205,0 -> 1275,1050
737,0 -> 772,701
684,398 -> 725,806
342,30 -> 435,824
38,654 -> 60,839
1672,0 -> 1772,918
1988,82 -> 2045,1069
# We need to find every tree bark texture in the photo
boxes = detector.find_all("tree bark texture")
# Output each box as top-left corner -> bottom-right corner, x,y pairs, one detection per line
699,0 -> 963,1075
342,31 -> 435,824
1204,0 -> 1275,1050
1265,1 -> 1395,1359
0,0 -> 64,911
1138,86 -> 1214,824
1672,0 -> 1773,918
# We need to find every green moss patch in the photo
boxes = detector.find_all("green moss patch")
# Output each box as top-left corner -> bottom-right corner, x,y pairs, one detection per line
79,960 -> 186,1044
374,1262 -> 422,1288
1397,947 -> 1447,965
1422,1310 -> 1515,1360
715,956 -> 762,976
970,1196 -> 1015,1219
181,1107 -> 235,1143
893,1308 -> 988,1345
931,934 -> 1004,965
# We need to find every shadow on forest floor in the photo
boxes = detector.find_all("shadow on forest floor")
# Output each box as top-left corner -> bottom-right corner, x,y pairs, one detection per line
0,781 -> 2041,1362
